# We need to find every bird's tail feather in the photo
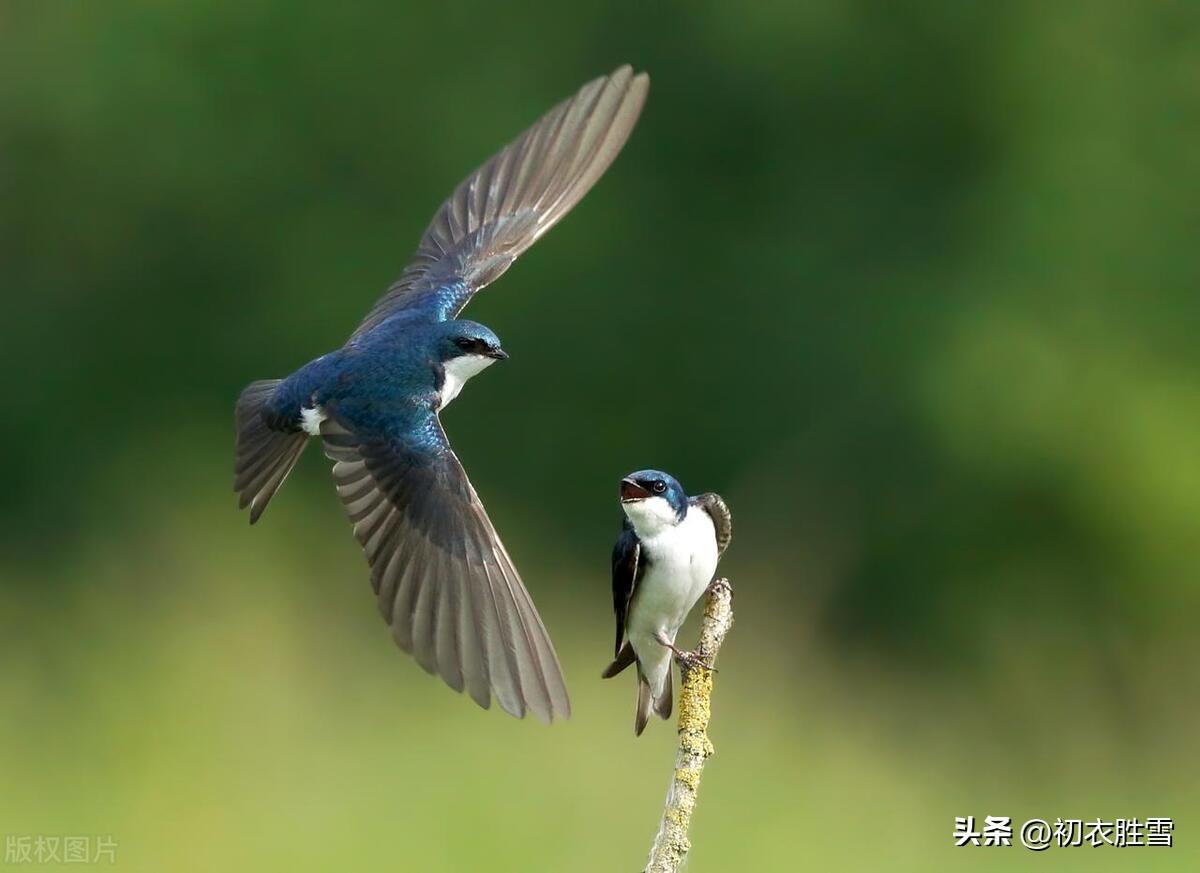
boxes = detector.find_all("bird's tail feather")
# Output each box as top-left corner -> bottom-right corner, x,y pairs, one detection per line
633,665 -> 673,736
653,669 -> 673,721
635,671 -> 653,736
234,379 -> 308,523
601,641 -> 636,679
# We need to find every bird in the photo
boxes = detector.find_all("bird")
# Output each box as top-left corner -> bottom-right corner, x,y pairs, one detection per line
602,470 -> 732,735
233,66 -> 649,724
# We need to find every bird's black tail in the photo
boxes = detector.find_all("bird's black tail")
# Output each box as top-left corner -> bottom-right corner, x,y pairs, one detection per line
634,667 -> 672,736
601,641 -> 636,679
234,379 -> 308,524
604,643 -> 672,735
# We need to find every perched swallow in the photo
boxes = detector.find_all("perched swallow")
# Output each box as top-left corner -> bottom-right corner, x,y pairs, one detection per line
233,67 -> 649,723
602,470 -> 732,735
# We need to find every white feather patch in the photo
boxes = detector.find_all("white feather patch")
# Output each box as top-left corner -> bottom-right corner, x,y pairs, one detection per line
300,406 -> 326,436
440,354 -> 495,409
621,495 -> 680,537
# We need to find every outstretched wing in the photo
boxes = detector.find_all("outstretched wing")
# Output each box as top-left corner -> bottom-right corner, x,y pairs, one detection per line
610,523 -> 641,656
320,415 -> 570,723
693,492 -> 733,556
350,65 -> 649,335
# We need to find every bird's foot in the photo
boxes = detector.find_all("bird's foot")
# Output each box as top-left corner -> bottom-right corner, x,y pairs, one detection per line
706,578 -> 732,598
655,631 -> 716,673
674,648 -> 716,674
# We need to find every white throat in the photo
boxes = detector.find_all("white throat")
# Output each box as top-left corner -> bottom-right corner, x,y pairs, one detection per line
440,354 -> 495,408
621,495 -> 681,538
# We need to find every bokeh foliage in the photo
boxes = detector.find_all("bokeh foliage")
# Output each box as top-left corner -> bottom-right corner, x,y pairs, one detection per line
2,1 -> 1198,869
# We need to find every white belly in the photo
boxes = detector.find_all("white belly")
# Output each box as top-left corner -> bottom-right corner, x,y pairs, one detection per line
627,506 -> 719,647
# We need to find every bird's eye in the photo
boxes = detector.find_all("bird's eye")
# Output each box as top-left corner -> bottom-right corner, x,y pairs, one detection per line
651,481 -> 667,494
454,337 -> 475,350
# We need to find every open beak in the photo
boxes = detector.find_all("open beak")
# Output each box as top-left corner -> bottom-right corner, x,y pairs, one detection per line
620,478 -> 650,502
487,347 -> 509,360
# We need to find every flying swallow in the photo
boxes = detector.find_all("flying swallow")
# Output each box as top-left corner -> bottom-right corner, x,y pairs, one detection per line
602,470 -> 732,734
234,67 -> 649,723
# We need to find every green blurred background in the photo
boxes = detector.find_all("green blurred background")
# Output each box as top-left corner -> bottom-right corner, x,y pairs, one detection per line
3,1 -> 1198,870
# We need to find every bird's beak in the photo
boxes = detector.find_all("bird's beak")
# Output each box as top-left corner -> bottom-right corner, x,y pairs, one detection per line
487,347 -> 509,360
620,478 -> 650,502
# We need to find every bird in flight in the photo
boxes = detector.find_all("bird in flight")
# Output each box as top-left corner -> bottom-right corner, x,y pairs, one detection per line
234,66 -> 649,723
602,470 -> 732,735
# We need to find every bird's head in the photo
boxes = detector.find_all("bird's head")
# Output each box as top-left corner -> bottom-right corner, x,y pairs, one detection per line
431,321 -> 508,407
619,469 -> 687,534
437,320 -> 508,365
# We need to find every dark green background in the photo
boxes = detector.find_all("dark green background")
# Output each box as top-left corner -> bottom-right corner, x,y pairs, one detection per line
3,1 -> 1198,870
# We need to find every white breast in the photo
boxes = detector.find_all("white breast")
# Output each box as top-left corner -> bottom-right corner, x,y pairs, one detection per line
439,354 -> 495,409
627,505 -> 719,640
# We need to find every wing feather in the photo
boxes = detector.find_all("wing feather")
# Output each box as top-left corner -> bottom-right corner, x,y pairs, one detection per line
610,525 -> 641,656
320,417 -> 569,722
693,492 -> 733,556
350,66 -> 648,334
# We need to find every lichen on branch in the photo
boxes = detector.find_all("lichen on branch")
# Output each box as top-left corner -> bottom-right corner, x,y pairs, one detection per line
644,578 -> 734,873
